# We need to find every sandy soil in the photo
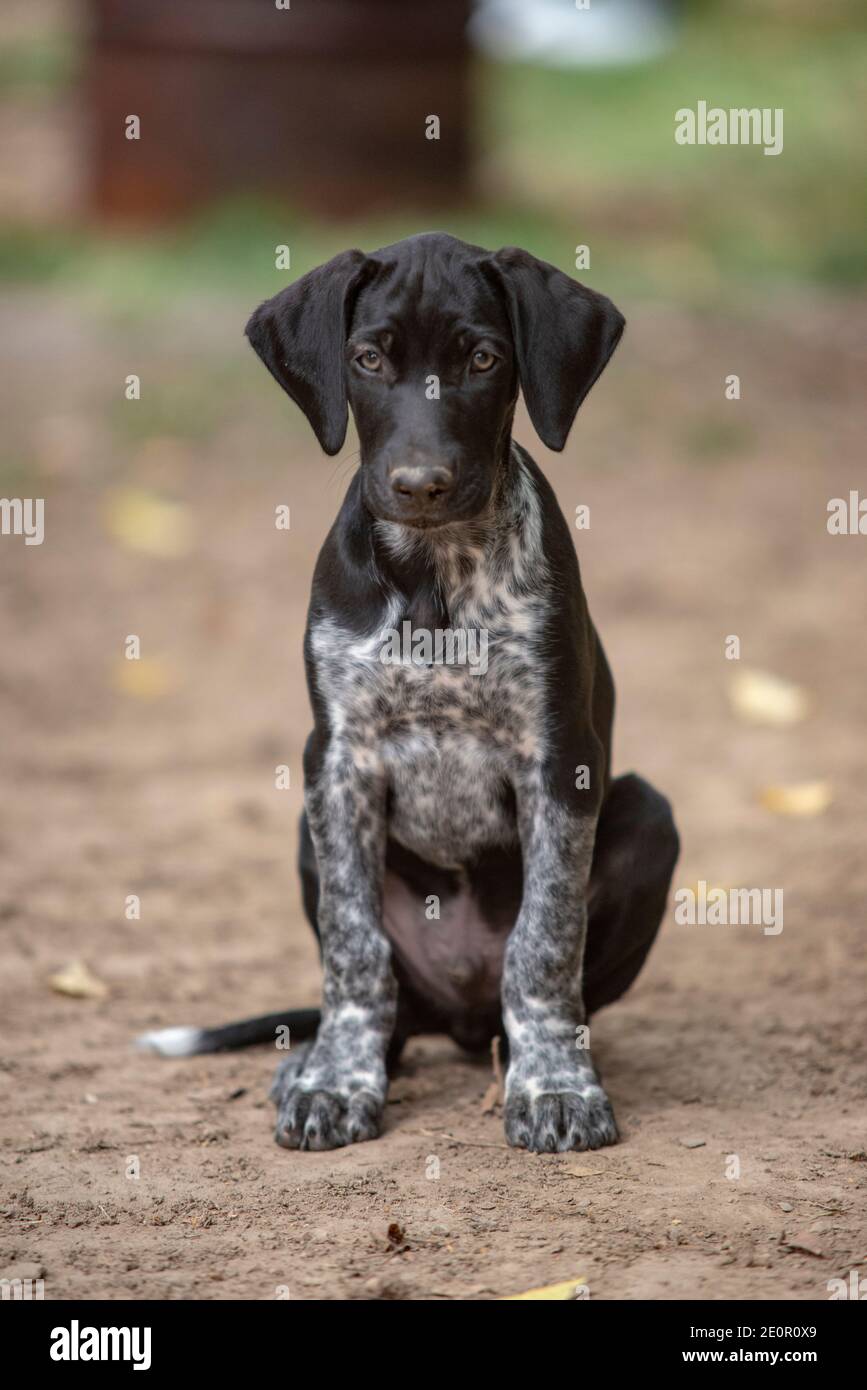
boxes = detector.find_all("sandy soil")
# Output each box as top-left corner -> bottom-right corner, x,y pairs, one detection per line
1,291 -> 865,1300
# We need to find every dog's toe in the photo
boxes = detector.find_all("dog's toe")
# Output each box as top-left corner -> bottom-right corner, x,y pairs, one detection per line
269,1043 -> 312,1107
298,1091 -> 346,1151
274,1087 -> 338,1150
564,1086 -> 619,1151
345,1092 -> 383,1144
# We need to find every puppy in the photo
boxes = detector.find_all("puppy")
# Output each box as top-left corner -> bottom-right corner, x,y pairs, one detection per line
139,233 -> 679,1153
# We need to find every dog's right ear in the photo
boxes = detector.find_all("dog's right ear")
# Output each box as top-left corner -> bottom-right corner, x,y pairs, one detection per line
245,249 -> 373,456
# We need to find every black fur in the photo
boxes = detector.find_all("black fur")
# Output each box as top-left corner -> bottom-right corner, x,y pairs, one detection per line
140,234 -> 678,1157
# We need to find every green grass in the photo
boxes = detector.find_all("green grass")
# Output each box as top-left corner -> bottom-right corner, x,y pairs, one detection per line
0,31 -> 77,96
106,367 -> 245,446
482,12 -> 867,295
0,7 -> 863,308
0,198 -> 595,317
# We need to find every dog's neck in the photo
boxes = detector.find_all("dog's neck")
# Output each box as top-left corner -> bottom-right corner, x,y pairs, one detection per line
374,440 -> 527,573
370,441 -> 545,632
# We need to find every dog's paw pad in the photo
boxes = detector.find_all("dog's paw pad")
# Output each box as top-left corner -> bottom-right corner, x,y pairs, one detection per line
505,1084 -> 618,1153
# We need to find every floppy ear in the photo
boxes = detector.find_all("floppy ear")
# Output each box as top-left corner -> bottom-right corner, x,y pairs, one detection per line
245,249 -> 373,455
485,247 -> 625,452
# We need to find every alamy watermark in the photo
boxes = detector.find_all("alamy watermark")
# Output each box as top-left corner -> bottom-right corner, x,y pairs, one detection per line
379,621 -> 489,675
1,1276 -> 44,1300
0,497 -> 44,545
675,102 -> 783,157
50,1321 -> 151,1370
827,491 -> 867,535
827,1270 -> 866,1300
674,880 -> 783,936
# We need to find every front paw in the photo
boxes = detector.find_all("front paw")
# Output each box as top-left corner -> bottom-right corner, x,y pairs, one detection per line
271,1055 -> 384,1151
504,1082 -> 619,1153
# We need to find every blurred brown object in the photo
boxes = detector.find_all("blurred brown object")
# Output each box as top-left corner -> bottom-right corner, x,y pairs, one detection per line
86,0 -> 472,222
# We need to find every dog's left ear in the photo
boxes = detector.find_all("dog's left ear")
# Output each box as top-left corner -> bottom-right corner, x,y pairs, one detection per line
245,249 -> 374,455
484,247 -> 625,452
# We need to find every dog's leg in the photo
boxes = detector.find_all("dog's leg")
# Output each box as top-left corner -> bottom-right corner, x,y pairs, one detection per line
583,773 -> 679,1013
272,742 -> 395,1150
502,760 -> 618,1153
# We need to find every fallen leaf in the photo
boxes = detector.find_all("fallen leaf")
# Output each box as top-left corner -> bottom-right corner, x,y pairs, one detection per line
759,781 -> 832,817
503,1277 -> 587,1301
728,669 -> 810,727
684,881 -> 731,902
386,1222 -> 408,1252
782,1230 -> 826,1259
103,487 -> 193,558
480,1035 -> 505,1114
113,657 -> 174,700
49,961 -> 108,1000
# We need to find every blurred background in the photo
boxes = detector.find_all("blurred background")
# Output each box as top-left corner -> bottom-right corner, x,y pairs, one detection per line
3,0 -> 864,303
1,0 -> 865,1302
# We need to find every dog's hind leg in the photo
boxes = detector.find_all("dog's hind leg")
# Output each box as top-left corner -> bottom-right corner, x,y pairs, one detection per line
583,773 -> 680,1015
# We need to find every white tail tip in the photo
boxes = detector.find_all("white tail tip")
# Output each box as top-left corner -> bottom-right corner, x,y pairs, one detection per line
135,1025 -> 204,1057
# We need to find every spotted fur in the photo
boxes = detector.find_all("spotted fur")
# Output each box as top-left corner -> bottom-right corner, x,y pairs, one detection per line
219,234 -> 676,1154
270,439 -> 618,1151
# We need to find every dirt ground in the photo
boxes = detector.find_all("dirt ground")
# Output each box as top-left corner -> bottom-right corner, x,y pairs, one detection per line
1,289 -> 865,1301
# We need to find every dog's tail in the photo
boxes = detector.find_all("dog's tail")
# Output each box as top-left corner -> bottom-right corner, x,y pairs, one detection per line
135,1007 -> 320,1057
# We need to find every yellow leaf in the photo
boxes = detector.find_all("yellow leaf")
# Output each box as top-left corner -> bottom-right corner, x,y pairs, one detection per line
113,657 -> 174,700
502,1277 -> 587,1301
759,781 -> 832,817
728,669 -> 810,727
684,881 -> 731,900
49,960 -> 108,999
103,487 -> 193,558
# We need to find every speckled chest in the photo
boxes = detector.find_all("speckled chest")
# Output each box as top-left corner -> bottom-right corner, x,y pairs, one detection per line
311,535 -> 549,870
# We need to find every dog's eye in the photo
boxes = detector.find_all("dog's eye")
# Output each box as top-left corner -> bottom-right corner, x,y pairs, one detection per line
356,348 -> 382,372
471,349 -> 497,372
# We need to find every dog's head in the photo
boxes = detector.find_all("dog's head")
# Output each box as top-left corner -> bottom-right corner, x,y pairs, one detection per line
246,233 -> 624,528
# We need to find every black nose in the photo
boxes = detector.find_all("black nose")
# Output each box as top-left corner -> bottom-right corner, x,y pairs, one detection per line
389,464 -> 455,506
